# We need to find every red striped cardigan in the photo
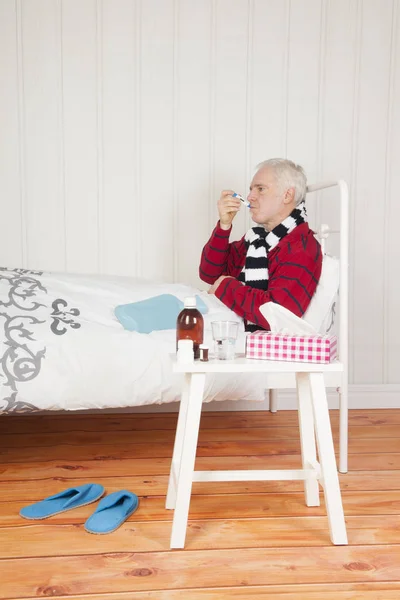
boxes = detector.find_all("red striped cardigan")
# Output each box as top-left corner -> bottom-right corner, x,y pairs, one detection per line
199,221 -> 322,330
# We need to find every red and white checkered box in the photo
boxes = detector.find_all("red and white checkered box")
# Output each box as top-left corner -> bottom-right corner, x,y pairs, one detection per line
246,331 -> 338,363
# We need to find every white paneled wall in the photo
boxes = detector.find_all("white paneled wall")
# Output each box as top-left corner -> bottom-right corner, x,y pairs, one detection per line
0,0 -> 400,387
62,0 -> 99,273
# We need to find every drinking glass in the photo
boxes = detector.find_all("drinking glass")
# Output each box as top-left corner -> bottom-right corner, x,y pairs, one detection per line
211,321 -> 239,360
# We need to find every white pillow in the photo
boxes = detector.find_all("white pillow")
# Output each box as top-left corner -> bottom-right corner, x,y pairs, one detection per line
303,254 -> 339,333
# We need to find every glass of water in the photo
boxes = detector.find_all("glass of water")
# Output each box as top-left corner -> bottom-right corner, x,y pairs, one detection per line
211,321 -> 239,360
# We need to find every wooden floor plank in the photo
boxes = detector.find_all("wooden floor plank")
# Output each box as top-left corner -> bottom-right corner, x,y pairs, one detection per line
0,427 -> 301,447
2,515 -> 400,559
2,490 -> 400,528
1,471 -> 400,502
7,583 -> 400,600
3,423 -> 400,448
0,439 -> 304,462
2,453 -> 400,482
1,546 -> 400,598
2,408 -> 400,435
2,437 -> 400,463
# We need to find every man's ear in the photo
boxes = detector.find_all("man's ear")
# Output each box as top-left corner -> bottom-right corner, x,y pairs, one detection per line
283,187 -> 295,205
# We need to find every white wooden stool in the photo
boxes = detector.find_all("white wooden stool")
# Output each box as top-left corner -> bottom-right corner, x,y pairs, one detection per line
166,355 -> 348,549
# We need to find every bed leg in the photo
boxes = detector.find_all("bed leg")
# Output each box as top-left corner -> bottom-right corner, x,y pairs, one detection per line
269,389 -> 278,413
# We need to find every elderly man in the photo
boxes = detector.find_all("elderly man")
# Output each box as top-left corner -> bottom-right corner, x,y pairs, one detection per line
199,158 -> 322,331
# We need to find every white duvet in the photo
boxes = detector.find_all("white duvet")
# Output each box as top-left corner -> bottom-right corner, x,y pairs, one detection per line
0,267 -> 269,414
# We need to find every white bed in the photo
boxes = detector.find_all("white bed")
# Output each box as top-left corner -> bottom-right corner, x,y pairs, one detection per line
0,252 -> 337,415
0,268 -> 271,414
0,246 -> 339,409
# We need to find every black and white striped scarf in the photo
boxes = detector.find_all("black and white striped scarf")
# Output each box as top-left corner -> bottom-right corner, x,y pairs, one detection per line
238,200 -> 307,330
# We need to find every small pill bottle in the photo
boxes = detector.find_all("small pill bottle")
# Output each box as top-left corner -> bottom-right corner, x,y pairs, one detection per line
199,344 -> 209,362
177,339 -> 194,364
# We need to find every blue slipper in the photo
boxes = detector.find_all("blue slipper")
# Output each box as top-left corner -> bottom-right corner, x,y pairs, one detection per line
84,490 -> 139,534
19,483 -> 105,520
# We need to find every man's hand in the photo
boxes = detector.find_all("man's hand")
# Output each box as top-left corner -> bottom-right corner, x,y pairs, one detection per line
218,190 -> 241,230
208,275 -> 234,295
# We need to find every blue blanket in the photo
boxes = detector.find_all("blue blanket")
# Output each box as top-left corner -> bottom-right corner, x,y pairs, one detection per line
114,294 -> 208,334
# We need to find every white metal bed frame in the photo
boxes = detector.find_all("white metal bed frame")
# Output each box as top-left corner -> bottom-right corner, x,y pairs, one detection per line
268,180 -> 349,474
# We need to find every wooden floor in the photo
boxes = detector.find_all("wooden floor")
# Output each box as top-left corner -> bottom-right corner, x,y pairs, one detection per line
1,409 -> 400,599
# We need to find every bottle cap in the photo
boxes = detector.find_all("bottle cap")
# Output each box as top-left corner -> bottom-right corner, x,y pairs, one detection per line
184,296 -> 197,308
178,339 -> 194,349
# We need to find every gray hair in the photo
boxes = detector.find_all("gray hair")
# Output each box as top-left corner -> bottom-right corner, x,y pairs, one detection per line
256,158 -> 307,206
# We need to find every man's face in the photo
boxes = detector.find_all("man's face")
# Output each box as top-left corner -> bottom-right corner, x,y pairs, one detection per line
247,167 -> 290,228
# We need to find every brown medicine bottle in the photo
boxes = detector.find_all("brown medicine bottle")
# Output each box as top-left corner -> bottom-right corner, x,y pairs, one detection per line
176,297 -> 204,360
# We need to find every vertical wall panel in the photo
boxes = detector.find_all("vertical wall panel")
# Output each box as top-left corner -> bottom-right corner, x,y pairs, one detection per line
175,0 -> 212,286
139,0 -> 175,282
62,0 -> 99,273
101,0 -> 137,277
212,0 -> 249,243
286,0 -> 322,227
352,0 -> 393,383
0,1 -> 23,266
249,0 -> 289,168
318,0 -> 358,380
21,0 -> 65,270
319,0 -> 357,231
386,0 -> 400,383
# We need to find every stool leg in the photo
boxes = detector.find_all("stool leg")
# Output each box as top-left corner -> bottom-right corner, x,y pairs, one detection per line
296,373 -> 320,507
309,372 -> 348,545
170,372 -> 205,549
166,373 -> 191,509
